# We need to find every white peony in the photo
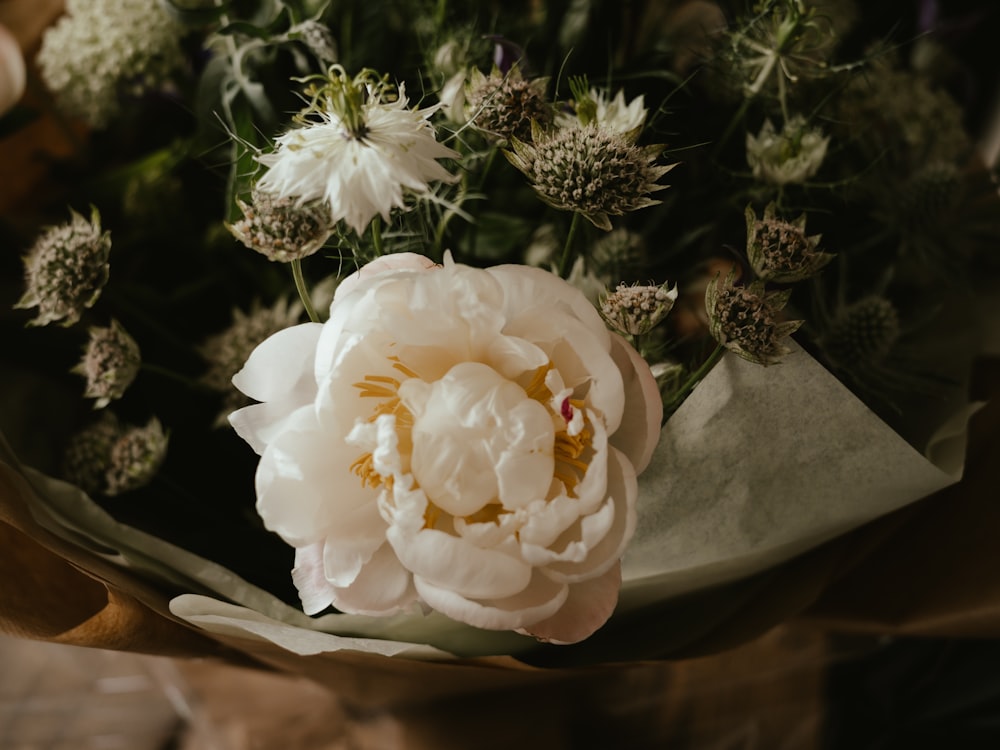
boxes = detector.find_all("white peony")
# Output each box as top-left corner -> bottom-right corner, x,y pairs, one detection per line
229,254 -> 662,644
256,84 -> 459,236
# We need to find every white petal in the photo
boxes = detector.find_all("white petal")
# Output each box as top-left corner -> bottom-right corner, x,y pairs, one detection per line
291,543 -> 334,616
321,500 -> 387,588
231,322 -> 322,403
334,253 -> 438,301
544,446 -> 638,583
607,333 -> 663,473
387,527 -> 532,600
415,570 -> 568,632
330,542 -> 417,616
518,564 -> 621,644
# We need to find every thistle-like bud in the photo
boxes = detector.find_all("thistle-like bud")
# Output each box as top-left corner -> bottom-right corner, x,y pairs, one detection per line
819,295 -> 900,370
72,319 -> 141,409
600,281 -> 678,337
746,116 -> 829,186
61,412 -> 121,496
505,122 -> 674,230
746,202 -> 833,283
104,417 -> 169,497
199,297 -> 303,425
15,207 -> 112,328
465,66 -> 553,143
227,188 -> 333,262
706,268 -> 802,365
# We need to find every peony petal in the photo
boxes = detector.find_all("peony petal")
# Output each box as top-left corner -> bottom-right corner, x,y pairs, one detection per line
331,542 -> 417,616
232,322 -> 322,403
607,334 -> 663,473
387,527 -> 532,600
518,564 -> 622,644
334,253 -> 439,301
544,446 -> 638,583
321,500 -> 387,588
291,543 -> 335,615
415,569 -> 569,632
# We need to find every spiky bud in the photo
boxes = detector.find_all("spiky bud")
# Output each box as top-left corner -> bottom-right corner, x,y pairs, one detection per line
72,319 -> 141,409
706,268 -> 802,365
292,20 -> 338,65
746,202 -> 833,283
466,66 -> 553,143
600,281 -> 678,336
227,188 -> 333,262
61,412 -> 121,496
15,207 -> 112,328
104,417 -> 169,496
820,295 -> 900,370
505,122 -> 674,230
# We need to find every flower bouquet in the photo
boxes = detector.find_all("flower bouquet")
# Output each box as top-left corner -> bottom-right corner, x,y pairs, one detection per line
2,0 -> 1000,725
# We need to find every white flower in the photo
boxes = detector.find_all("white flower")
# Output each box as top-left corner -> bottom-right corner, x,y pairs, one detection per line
36,0 -> 186,128
746,116 -> 830,186
230,254 -> 662,643
256,83 -> 460,236
558,87 -> 648,135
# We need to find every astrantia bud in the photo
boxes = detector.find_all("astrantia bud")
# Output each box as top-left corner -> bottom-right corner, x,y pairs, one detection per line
746,203 -> 833,283
505,122 -> 674,230
819,295 -> 900,370
600,281 -> 678,337
746,116 -> 829,186
227,188 -> 333,262
466,66 -> 553,143
104,417 -> 169,497
61,412 -> 121,496
706,269 -> 802,365
15,207 -> 112,328
72,319 -> 141,409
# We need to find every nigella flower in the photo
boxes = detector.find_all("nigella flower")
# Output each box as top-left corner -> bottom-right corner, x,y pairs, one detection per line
505,122 -> 674,230
72,319 -> 141,409
465,65 -> 553,143
745,202 -> 833,283
227,188 -> 333,262
557,85 -> 647,136
746,116 -> 829,186
706,269 -> 802,365
199,297 -> 304,426
256,68 -> 460,236
15,207 -> 111,328
35,0 -> 186,128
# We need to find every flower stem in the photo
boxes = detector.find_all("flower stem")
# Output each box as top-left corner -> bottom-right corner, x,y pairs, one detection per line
664,342 -> 725,414
291,258 -> 320,323
370,215 -> 385,257
558,212 -> 583,279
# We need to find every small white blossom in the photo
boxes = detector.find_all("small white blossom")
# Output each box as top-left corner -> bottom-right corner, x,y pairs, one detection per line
746,116 -> 830,186
36,0 -> 186,128
558,87 -> 647,135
